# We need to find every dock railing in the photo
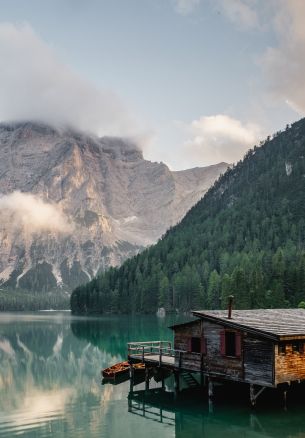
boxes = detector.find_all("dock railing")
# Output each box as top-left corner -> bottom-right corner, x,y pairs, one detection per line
128,341 -> 203,370
128,341 -> 173,364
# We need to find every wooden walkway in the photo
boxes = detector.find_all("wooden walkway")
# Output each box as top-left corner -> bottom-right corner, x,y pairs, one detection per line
129,353 -> 175,367
128,341 -> 175,367
127,340 -> 200,371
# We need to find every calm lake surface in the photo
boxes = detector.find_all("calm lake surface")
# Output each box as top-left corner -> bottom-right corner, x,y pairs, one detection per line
1,312 -> 305,437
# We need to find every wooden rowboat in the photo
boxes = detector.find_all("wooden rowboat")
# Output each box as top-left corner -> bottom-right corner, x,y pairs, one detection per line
102,361 -> 129,379
102,361 -> 145,380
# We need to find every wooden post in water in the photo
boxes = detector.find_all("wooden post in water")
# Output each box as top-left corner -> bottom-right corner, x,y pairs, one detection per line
208,378 -> 214,398
249,384 -> 266,407
161,374 -> 165,390
174,371 -> 180,398
145,366 -> 150,393
283,390 -> 287,411
208,398 -> 214,414
208,378 -> 214,414
129,365 -> 134,394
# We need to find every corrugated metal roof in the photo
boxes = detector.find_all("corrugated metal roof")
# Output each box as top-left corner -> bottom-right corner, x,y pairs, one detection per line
189,309 -> 305,340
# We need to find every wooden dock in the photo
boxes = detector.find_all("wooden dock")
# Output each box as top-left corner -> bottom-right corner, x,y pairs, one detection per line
127,340 -> 204,396
128,341 -> 174,366
128,340 -> 200,370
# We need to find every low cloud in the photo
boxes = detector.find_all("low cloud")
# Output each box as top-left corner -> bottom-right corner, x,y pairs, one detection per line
0,23 -> 136,136
183,114 -> 262,165
0,191 -> 72,234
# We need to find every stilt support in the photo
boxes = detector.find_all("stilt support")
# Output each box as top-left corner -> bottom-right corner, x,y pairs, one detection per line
174,372 -> 180,398
208,378 -> 214,398
161,375 -> 165,390
283,390 -> 287,411
145,366 -> 150,393
208,398 -> 214,414
208,378 -> 214,413
129,365 -> 134,393
250,384 -> 266,407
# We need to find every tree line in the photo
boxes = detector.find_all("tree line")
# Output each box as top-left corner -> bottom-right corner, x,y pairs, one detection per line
0,289 -> 69,311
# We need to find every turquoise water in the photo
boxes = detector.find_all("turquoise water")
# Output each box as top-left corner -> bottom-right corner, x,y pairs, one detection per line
0,312 -> 305,437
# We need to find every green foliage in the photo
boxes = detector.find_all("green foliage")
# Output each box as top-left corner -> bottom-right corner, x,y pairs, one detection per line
0,289 -> 69,311
71,118 -> 305,315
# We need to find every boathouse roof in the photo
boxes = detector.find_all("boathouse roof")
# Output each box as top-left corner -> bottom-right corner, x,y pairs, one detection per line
172,309 -> 305,341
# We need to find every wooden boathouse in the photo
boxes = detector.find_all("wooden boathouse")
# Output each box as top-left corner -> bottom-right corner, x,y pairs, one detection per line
127,306 -> 305,405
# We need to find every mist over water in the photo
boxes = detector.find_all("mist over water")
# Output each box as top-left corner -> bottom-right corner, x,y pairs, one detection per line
0,312 -> 305,438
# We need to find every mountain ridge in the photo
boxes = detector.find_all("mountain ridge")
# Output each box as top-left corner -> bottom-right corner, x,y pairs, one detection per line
0,121 -> 228,296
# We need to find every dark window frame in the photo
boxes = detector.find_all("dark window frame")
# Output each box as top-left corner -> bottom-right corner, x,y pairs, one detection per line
220,329 -> 242,358
191,337 -> 201,353
278,343 -> 286,355
188,336 -> 207,355
225,331 -> 237,357
292,341 -> 304,354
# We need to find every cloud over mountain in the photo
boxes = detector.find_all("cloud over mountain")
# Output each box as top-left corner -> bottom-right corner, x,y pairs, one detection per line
0,191 -> 72,234
0,23 -> 136,136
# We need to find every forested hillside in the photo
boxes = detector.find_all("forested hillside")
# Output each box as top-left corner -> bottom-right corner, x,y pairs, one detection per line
71,119 -> 305,315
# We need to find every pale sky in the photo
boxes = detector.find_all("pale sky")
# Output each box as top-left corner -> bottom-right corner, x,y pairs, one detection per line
0,0 -> 303,169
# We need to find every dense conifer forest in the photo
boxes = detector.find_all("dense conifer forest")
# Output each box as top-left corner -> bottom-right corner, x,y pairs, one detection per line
0,290 -> 69,311
71,119 -> 305,315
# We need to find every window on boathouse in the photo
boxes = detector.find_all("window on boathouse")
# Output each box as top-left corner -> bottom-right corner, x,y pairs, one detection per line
292,341 -> 304,354
220,330 -> 241,358
191,337 -> 201,353
188,337 -> 207,354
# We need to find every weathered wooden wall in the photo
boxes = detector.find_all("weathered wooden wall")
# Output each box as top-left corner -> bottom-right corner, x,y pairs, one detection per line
243,336 -> 274,386
173,319 -> 276,386
173,320 -> 244,380
174,321 -> 202,371
275,343 -> 305,384
174,320 -> 202,350
202,321 -> 243,381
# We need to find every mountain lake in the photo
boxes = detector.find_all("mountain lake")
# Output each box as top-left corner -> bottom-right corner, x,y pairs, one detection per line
1,312 -> 305,437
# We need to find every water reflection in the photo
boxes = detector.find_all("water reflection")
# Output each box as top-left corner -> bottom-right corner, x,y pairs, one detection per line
128,388 -> 305,438
0,313 -> 123,437
0,313 -> 305,438
70,314 -> 181,356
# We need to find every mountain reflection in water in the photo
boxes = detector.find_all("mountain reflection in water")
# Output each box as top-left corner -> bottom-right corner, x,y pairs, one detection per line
0,312 -> 305,438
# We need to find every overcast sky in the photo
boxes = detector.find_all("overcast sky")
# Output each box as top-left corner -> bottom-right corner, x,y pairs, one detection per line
0,0 -> 303,169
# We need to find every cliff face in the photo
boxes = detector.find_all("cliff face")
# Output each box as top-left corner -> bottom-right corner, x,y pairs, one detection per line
0,122 -> 228,292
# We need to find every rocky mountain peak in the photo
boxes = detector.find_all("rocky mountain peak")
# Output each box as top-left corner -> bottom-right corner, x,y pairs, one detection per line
0,121 -> 228,293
